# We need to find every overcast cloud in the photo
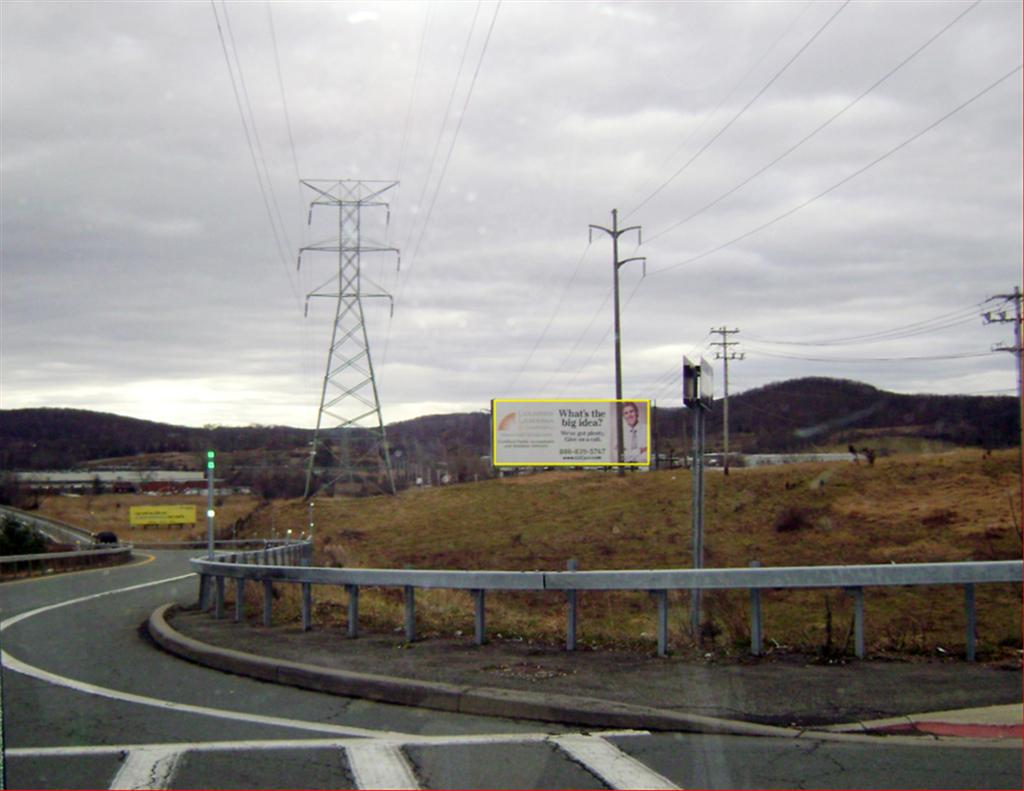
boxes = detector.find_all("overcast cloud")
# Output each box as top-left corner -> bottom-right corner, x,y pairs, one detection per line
2,0 -> 1021,428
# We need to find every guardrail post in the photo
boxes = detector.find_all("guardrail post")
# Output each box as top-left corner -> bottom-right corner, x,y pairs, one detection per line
566,558 -> 578,652
847,586 -> 865,659
749,560 -> 763,657
198,574 -> 210,610
654,590 -> 668,657
301,582 -> 312,632
965,583 -> 976,661
473,589 -> 486,645
214,576 -> 225,619
235,578 -> 245,623
347,584 -> 359,638
262,579 -> 273,627
404,585 -> 416,643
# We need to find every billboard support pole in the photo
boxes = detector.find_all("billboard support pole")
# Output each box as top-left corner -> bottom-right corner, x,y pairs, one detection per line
691,404 -> 704,637
683,357 -> 713,639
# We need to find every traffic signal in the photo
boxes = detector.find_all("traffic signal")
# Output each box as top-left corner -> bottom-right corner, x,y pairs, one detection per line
207,450 -> 215,470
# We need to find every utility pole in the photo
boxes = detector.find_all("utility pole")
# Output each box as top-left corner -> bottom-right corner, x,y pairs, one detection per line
984,286 -> 1023,473
589,209 -> 645,475
710,327 -> 744,476
299,180 -> 400,498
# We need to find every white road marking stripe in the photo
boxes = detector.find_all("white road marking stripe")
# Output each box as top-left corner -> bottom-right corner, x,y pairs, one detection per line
552,734 -> 679,790
1,574 -> 198,631
1,648 -> 405,739
7,730 -> 648,757
2,571 -> 653,769
346,742 -> 420,790
1,573 -> 408,739
109,747 -> 183,790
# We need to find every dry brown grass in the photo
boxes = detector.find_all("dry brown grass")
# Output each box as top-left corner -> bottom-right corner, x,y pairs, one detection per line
41,449 -> 1023,658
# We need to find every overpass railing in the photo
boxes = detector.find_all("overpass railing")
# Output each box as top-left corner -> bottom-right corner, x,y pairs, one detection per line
192,549 -> 1021,661
0,504 -> 97,547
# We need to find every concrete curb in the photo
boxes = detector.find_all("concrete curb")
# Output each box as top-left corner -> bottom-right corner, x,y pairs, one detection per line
147,604 -> 1018,748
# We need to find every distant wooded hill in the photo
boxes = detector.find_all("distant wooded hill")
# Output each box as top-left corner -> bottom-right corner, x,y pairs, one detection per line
1,379 -> 1018,476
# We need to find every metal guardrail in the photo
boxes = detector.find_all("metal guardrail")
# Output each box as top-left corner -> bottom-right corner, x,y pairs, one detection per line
132,539 -> 298,551
0,545 -> 134,580
193,548 -> 1022,661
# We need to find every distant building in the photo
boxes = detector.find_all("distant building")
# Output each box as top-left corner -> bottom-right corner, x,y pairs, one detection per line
14,470 -> 245,495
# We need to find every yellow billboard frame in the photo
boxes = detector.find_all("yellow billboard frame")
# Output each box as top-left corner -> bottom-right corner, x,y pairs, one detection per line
491,398 -> 651,467
129,505 -> 197,527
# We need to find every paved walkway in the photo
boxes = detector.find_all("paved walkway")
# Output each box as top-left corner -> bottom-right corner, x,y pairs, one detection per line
155,605 -> 1022,741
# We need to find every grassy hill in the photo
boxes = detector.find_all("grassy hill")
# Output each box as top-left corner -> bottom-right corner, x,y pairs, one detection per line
40,448 -> 1021,660
3,379 -> 1017,483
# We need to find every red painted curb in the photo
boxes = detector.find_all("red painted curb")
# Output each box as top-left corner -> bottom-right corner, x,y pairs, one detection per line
871,721 -> 1022,739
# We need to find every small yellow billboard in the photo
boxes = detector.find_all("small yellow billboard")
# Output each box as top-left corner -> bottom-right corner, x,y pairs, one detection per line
129,505 -> 197,527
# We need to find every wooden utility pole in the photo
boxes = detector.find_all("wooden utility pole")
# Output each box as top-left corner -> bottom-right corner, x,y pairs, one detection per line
984,286 -> 1023,473
589,210 -> 645,475
710,327 -> 744,475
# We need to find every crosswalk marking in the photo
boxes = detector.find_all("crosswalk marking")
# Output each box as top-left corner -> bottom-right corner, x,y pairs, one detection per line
109,747 -> 182,790
346,742 -> 420,790
11,730 -> 672,790
552,734 -> 680,790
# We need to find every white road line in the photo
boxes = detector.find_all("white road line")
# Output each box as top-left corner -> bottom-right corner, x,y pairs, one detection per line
346,742 -> 421,790
0,574 -> 198,631
552,734 -> 679,790
1,573 -> 409,740
109,747 -> 183,790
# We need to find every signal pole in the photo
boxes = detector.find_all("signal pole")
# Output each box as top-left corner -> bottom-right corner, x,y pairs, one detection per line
984,286 -> 1023,473
589,209 -> 645,475
710,327 -> 744,475
299,180 -> 400,498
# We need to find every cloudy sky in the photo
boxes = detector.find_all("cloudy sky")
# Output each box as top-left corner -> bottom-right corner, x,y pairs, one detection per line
2,0 -> 1021,429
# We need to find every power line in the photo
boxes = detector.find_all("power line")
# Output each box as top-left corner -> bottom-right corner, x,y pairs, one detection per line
503,240 -> 593,393
552,269 -> 651,397
646,62 -> 1023,279
219,1 -> 294,258
210,1 -> 301,308
404,0 -> 501,291
625,0 -> 851,219
391,3 -> 433,242
384,2 -> 500,367
541,287 -> 612,395
645,1 -> 815,177
646,0 -> 981,245
398,1 -> 483,276
745,301 -> 991,347
743,347 -> 993,363
266,2 -> 305,232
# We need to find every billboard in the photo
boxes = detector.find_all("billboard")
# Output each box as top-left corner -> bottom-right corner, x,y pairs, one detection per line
129,505 -> 197,527
492,399 -> 650,466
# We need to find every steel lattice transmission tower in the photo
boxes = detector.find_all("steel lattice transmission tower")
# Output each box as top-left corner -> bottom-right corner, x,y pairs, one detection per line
298,180 -> 400,498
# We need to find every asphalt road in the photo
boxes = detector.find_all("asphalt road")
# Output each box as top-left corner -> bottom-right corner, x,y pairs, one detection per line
1,550 -> 1019,790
